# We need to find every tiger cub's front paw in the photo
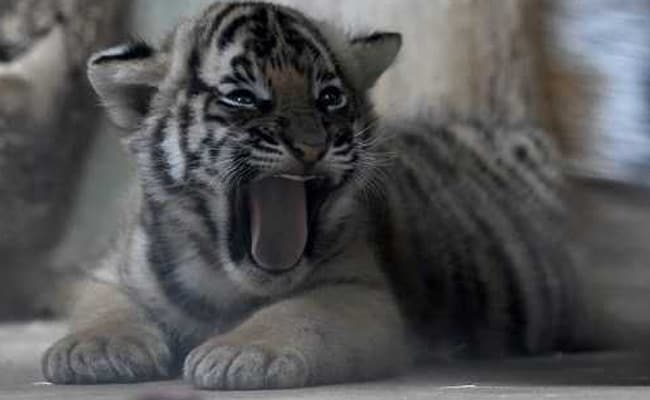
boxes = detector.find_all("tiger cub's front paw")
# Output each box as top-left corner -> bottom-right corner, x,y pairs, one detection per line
183,340 -> 311,390
42,329 -> 173,384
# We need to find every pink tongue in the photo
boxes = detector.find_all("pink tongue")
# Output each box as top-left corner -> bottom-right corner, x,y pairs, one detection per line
249,177 -> 308,271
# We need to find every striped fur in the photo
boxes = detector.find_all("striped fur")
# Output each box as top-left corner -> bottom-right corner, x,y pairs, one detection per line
374,120 -> 576,357
42,1 -> 578,390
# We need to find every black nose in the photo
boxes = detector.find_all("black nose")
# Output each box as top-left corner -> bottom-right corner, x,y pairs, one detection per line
287,142 -> 327,164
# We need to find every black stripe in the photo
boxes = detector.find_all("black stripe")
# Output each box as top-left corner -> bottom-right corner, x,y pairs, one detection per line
253,142 -> 283,155
274,9 -> 339,71
469,208 -> 527,354
231,56 -> 257,84
249,156 -> 278,164
267,54 -> 284,69
205,114 -> 228,125
290,14 -> 346,79
190,5 -> 244,94
459,125 -> 539,196
332,147 -> 351,157
399,132 -> 456,180
203,135 -> 226,178
246,8 -> 278,59
549,241 -> 577,350
337,151 -> 359,187
317,71 -> 336,82
218,14 -> 253,50
485,189 -> 556,353
374,171 -> 438,335
206,4 -> 241,45
439,127 -> 511,192
177,100 -> 194,178
457,162 -> 534,354
203,95 -> 229,125
210,137 -> 226,165
333,134 -> 353,149
187,47 -> 201,79
187,47 -> 216,97
249,127 -> 280,145
151,116 -> 181,194
220,75 -> 247,85
233,71 -> 252,85
187,132 -> 204,175
402,160 -> 486,350
428,126 -> 533,354
248,6 -> 271,35
394,129 -> 532,354
192,194 -> 219,243
460,135 -> 556,353
304,213 -> 348,262
408,150 -> 475,339
505,141 -> 558,207
282,26 -> 316,57
143,201 -> 221,322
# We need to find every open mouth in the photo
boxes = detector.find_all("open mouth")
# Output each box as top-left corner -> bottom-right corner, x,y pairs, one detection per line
230,175 -> 333,275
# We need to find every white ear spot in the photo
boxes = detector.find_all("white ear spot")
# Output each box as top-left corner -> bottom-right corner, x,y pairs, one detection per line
92,45 -> 132,61
87,42 -> 167,131
90,42 -> 154,66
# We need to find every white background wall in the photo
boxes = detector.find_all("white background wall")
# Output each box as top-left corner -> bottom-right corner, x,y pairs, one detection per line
129,0 -> 543,122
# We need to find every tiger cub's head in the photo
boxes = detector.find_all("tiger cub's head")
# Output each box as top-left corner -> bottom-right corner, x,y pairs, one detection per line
88,2 -> 401,292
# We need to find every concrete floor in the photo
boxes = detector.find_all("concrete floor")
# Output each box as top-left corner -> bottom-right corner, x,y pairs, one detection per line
2,323 -> 650,400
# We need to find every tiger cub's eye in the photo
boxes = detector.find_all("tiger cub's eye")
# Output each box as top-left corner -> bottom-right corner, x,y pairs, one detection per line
220,89 -> 258,109
317,86 -> 347,111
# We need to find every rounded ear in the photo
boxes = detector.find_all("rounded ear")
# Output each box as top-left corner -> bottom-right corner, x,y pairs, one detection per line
87,42 -> 168,131
349,32 -> 402,90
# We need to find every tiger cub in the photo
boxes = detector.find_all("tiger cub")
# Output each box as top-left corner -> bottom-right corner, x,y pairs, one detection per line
42,1 -> 578,390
